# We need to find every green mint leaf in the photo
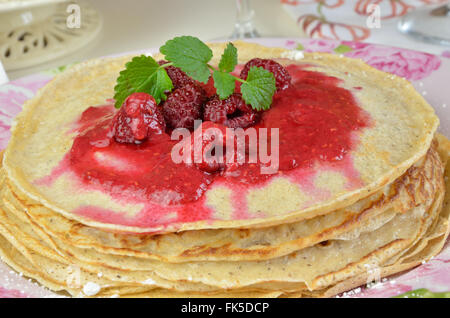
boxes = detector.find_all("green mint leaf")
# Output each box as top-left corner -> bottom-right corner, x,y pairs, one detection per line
393,288 -> 450,298
160,36 -> 213,83
240,67 -> 276,111
333,44 -> 352,54
113,55 -> 173,108
296,43 -> 305,51
147,67 -> 174,103
212,70 -> 236,100
218,43 -> 238,73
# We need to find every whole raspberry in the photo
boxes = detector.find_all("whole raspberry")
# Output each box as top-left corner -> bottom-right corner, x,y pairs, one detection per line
184,122 -> 228,173
240,58 -> 291,92
196,123 -> 227,173
178,121 -> 246,173
158,60 -> 194,89
112,92 -> 165,144
203,93 -> 259,129
162,83 -> 206,130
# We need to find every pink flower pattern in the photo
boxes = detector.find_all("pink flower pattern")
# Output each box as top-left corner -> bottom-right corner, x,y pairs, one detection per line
0,89 -> 31,150
282,0 -> 345,7
287,39 -> 442,81
0,74 -> 51,150
0,287 -> 28,298
344,44 -> 441,81
303,39 -> 339,53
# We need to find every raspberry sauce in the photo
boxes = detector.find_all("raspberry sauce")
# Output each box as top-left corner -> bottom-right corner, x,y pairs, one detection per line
67,105 -> 214,206
38,63 -> 371,229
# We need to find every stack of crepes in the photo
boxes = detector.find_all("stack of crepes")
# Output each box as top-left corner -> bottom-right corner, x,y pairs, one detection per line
0,42 -> 449,298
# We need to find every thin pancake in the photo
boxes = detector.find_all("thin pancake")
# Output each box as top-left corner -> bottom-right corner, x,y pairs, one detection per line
0,169 -> 446,297
0,184 -> 436,292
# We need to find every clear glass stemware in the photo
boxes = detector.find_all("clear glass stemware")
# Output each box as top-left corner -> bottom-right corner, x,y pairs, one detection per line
230,0 -> 259,39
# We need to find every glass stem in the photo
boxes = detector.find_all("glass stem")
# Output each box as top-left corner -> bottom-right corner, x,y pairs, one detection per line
231,0 -> 259,39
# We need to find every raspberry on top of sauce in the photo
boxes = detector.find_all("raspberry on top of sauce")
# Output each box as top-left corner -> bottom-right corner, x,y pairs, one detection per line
111,92 -> 165,144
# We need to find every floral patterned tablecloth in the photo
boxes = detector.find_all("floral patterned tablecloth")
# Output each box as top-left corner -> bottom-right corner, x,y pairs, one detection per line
282,0 -> 450,56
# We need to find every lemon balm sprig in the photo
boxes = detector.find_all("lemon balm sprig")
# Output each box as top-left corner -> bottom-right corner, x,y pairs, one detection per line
160,36 -> 276,111
114,57 -> 175,108
114,36 -> 276,111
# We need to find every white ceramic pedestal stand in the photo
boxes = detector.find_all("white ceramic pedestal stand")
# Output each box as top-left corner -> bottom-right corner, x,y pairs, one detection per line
0,0 -> 102,71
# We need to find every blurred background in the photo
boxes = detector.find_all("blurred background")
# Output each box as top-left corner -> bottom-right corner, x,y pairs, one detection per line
1,0 -> 449,81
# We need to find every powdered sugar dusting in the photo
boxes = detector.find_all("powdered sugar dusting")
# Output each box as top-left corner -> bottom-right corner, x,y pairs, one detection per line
281,50 -> 304,61
83,282 -> 101,296
142,278 -> 156,285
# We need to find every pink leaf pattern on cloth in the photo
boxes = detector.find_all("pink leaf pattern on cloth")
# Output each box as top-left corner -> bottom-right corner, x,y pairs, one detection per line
302,39 -> 339,52
295,0 -> 370,41
283,0 -> 450,44
298,14 -> 371,41
282,0 -> 345,7
0,287 -> 28,298
0,75 -> 51,150
354,0 -> 414,19
418,0 -> 449,4
0,88 -> 30,150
